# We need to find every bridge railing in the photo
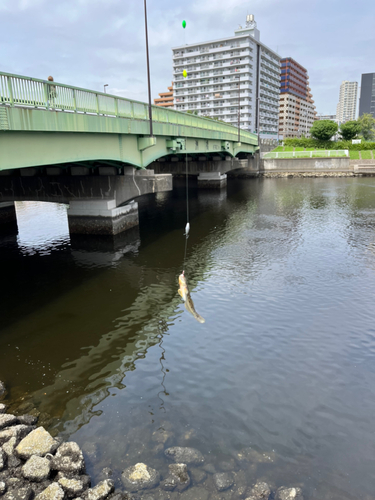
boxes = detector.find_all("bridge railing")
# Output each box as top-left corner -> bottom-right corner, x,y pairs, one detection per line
0,72 -> 257,143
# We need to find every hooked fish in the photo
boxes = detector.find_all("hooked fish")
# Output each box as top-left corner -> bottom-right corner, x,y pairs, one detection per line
178,271 -> 205,323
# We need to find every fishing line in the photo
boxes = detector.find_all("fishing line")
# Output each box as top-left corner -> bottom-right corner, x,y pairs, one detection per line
183,138 -> 190,268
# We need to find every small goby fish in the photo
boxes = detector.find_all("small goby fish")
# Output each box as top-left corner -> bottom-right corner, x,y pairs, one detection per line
178,271 -> 205,323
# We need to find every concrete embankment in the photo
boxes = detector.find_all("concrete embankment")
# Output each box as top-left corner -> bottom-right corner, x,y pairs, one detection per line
229,155 -> 375,178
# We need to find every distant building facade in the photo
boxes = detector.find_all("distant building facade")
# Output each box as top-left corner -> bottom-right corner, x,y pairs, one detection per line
359,73 -> 375,118
278,57 -> 316,138
336,81 -> 358,123
172,15 -> 281,139
316,114 -> 337,121
154,83 -> 174,107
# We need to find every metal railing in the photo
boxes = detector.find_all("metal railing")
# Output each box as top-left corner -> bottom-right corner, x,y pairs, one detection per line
261,150 -> 349,159
0,71 -> 258,142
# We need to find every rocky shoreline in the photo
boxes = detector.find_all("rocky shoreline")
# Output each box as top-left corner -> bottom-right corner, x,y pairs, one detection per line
0,381 -> 304,500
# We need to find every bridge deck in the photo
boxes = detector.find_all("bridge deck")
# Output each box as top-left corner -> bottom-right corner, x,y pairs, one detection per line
0,72 -> 258,170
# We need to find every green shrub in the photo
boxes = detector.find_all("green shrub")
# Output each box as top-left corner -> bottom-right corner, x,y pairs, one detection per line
273,146 -> 284,152
306,148 -> 315,151
283,137 -> 375,151
361,150 -> 372,159
349,151 -> 360,159
284,146 -> 294,152
294,147 -> 304,151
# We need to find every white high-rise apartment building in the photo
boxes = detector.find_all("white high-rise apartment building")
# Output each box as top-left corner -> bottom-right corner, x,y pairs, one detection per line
172,15 -> 280,139
336,81 -> 358,123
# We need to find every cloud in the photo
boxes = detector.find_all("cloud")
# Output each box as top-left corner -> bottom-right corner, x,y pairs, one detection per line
0,0 -> 374,114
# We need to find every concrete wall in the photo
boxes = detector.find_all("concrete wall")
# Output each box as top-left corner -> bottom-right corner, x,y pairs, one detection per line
262,157 -> 351,173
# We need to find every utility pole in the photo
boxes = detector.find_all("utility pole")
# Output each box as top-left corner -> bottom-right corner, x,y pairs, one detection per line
103,84 -> 108,94
143,0 -> 153,137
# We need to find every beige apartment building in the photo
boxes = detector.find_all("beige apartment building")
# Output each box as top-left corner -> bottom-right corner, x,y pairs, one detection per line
278,57 -> 316,138
336,81 -> 358,123
154,83 -> 174,107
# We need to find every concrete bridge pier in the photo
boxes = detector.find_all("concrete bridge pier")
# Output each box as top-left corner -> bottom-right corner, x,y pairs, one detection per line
0,202 -> 18,235
67,199 -> 139,236
197,172 -> 227,189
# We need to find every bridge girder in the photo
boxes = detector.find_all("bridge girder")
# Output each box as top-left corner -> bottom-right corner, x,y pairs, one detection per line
0,106 -> 258,172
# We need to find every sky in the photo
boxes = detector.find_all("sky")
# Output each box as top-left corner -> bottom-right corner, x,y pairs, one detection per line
0,0 -> 374,115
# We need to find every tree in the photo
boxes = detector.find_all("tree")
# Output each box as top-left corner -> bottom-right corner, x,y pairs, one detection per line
339,121 -> 361,141
357,113 -> 375,141
310,120 -> 338,141
186,110 -> 198,115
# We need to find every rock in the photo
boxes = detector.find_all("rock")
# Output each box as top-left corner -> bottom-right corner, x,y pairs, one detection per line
7,454 -> 22,469
0,403 -> 7,414
275,487 -> 303,500
245,481 -> 271,500
161,463 -> 190,492
236,448 -> 275,464
17,415 -> 38,426
3,437 -> 17,456
107,494 -> 134,500
151,429 -> 173,444
213,472 -> 234,492
16,427 -> 58,460
58,476 -> 86,497
121,463 -> 160,492
202,463 -> 216,474
97,467 -> 113,482
0,449 -> 6,471
189,467 -> 207,484
0,425 -> 34,445
218,459 -> 236,471
22,455 -> 51,482
0,415 -> 18,430
0,382 -> 6,400
179,486 -> 210,500
82,479 -> 115,500
35,482 -> 65,500
164,447 -> 204,465
0,480 -> 6,493
51,442 -> 85,474
81,442 -> 98,460
3,487 -> 34,500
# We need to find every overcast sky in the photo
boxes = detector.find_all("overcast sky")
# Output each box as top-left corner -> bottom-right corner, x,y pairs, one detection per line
1,0 -> 374,115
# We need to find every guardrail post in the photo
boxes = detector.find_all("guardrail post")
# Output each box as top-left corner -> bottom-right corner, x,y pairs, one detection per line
43,82 -> 49,109
310,151 -> 312,158
72,89 -> 77,112
96,93 -> 99,115
7,77 -> 14,106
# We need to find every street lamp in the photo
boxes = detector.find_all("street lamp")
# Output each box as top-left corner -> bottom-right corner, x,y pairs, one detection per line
143,0 -> 153,137
103,84 -> 108,93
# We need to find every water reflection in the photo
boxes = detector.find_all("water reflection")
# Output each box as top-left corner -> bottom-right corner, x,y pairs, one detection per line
1,179 -> 375,498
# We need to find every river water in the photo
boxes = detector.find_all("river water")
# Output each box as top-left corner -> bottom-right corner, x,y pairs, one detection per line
1,177 -> 375,499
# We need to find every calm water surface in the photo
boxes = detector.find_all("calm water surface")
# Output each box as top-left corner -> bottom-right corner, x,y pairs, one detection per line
1,178 -> 375,499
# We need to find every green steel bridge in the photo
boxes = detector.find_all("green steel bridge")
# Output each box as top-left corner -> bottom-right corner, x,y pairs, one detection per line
0,72 -> 258,172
